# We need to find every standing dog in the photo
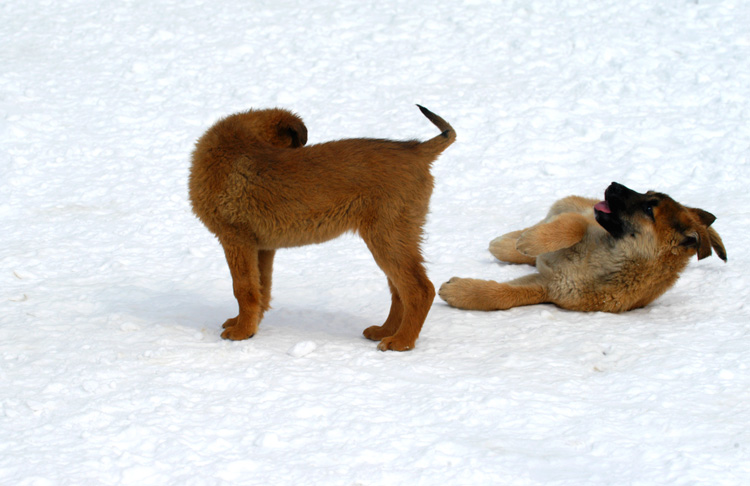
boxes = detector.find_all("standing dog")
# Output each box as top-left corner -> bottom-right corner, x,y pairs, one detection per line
189,106 -> 455,350
439,183 -> 726,313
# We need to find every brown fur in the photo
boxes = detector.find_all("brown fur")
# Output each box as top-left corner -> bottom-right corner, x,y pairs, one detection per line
189,106 -> 455,350
439,185 -> 726,313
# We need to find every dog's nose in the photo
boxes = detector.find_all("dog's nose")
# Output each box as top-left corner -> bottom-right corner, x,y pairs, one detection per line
605,182 -> 642,207
606,182 -> 633,198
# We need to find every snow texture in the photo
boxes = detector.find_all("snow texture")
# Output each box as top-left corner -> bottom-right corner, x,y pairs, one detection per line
2,0 -> 749,484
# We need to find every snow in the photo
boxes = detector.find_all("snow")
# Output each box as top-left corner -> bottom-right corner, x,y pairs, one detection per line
2,0 -> 749,484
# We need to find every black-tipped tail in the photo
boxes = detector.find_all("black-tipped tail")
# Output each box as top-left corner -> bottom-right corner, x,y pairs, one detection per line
416,105 -> 456,152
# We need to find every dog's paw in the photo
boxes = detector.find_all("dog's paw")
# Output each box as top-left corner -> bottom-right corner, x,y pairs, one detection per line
220,316 -> 257,341
438,277 -> 473,308
377,336 -> 414,352
363,325 -> 392,342
221,327 -> 256,341
515,231 -> 543,257
489,233 -> 537,265
439,277 -> 506,311
489,235 -> 514,260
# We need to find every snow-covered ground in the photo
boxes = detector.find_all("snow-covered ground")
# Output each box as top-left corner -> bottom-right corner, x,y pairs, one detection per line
2,0 -> 749,484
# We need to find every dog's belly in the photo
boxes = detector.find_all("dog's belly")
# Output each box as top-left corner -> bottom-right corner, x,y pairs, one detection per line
230,204 -> 362,249
255,222 -> 354,249
539,253 -> 647,312
537,253 -> 610,310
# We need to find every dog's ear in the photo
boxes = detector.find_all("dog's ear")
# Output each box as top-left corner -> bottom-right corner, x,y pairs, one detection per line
689,207 -> 716,227
683,207 -> 726,261
262,109 -> 307,148
279,118 -> 308,148
707,226 -> 727,262
680,227 -> 713,260
277,114 -> 307,148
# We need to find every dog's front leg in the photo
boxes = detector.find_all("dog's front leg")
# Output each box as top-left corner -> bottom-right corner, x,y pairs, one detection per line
220,241 -> 263,341
516,213 -> 588,257
258,249 -> 276,318
438,274 -> 547,311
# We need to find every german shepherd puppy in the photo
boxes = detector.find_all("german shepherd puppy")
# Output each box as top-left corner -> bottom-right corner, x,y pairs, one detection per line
439,183 -> 726,313
189,106 -> 455,351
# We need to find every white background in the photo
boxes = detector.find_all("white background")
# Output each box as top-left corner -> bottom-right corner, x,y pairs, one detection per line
2,1 -> 749,484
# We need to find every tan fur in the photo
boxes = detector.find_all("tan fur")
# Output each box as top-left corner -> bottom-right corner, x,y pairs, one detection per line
439,190 -> 726,313
189,106 -> 455,351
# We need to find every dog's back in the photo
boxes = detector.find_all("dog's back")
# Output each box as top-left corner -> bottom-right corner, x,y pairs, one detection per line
189,106 -> 455,249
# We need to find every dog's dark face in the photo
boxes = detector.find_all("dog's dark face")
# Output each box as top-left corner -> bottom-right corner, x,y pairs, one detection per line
594,182 -> 665,239
594,182 -> 726,261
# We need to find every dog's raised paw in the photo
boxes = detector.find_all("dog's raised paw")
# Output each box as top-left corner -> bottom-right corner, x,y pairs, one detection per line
515,231 -> 542,257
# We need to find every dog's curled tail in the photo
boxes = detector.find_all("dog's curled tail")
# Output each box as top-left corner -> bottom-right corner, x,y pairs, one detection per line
416,105 -> 456,155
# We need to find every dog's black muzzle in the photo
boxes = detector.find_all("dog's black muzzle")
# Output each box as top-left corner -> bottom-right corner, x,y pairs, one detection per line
595,182 -> 643,238
604,182 -> 641,210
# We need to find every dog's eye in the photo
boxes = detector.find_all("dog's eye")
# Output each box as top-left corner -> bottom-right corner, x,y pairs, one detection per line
643,203 -> 655,219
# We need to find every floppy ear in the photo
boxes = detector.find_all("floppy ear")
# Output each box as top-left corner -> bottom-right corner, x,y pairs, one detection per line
681,227 -> 713,260
683,207 -> 726,261
707,226 -> 727,262
263,109 -> 307,148
689,207 -> 716,227
278,117 -> 308,148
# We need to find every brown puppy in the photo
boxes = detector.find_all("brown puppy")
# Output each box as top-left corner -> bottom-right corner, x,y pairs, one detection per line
439,183 -> 726,313
189,105 -> 455,350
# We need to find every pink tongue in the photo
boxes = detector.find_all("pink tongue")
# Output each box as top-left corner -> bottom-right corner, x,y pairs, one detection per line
594,201 -> 611,213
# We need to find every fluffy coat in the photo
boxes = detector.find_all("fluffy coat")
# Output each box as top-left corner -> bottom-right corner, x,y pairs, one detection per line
439,183 -> 726,313
189,106 -> 455,350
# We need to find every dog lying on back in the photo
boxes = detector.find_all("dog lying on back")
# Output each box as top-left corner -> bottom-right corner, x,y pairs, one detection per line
189,105 -> 455,351
439,182 -> 726,313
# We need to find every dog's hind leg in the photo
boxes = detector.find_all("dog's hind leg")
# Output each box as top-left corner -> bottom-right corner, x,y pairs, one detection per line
363,278 -> 404,342
439,274 -> 547,311
219,241 -> 263,340
381,260 -> 435,352
489,230 -> 537,265
363,235 -> 435,351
